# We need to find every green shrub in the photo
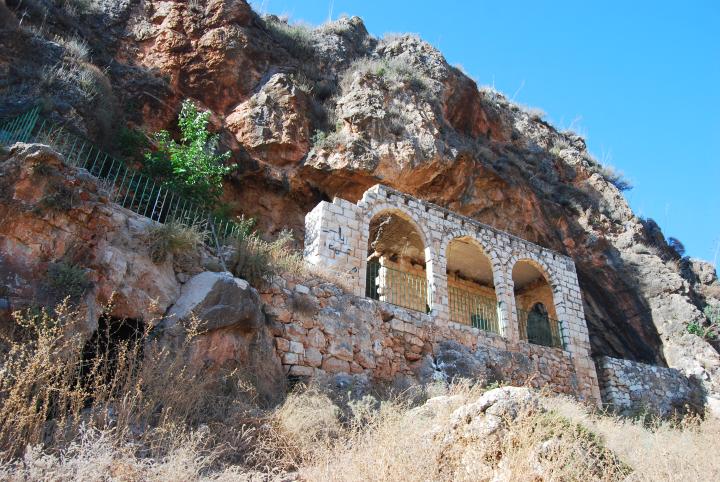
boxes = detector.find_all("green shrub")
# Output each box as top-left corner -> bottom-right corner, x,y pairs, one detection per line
145,221 -> 204,264
116,127 -> 148,162
144,100 -> 234,209
311,128 -> 353,150
311,129 -> 329,148
46,261 -> 91,302
705,305 -> 720,325
229,230 -> 303,286
687,306 -> 720,340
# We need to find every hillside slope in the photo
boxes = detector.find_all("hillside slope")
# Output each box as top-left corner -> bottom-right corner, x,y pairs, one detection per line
1,0 -> 718,404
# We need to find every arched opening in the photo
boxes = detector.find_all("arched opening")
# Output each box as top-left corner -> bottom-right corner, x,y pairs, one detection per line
365,211 -> 429,312
446,237 -> 500,333
512,260 -> 564,348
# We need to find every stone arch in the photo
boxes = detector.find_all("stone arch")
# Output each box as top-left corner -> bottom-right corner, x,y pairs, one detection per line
361,204 -> 434,313
509,255 -> 567,348
362,201 -> 433,251
441,231 -> 505,334
438,227 -> 500,262
439,229 -> 504,283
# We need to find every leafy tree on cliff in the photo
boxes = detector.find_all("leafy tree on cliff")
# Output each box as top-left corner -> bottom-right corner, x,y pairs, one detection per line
144,100 -> 234,208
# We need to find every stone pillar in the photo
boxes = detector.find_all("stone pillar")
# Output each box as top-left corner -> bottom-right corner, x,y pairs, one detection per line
304,197 -> 365,297
495,265 -> 518,342
549,256 -> 602,404
426,238 -> 448,325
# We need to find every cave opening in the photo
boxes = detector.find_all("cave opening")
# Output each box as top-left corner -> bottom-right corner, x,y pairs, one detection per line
80,314 -> 145,391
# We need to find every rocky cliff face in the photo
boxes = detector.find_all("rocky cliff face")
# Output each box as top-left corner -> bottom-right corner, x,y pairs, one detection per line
1,1 -> 718,404
0,144 -> 285,402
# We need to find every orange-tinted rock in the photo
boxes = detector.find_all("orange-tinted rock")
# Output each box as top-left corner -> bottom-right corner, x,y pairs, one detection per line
226,73 -> 311,165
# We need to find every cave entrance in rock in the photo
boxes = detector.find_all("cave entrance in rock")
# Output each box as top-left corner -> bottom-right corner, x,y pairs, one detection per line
365,211 -> 430,313
446,237 -> 500,333
80,314 -> 145,389
512,260 -> 564,348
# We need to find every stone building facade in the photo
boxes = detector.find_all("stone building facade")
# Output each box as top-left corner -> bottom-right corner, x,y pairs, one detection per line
303,184 -> 601,402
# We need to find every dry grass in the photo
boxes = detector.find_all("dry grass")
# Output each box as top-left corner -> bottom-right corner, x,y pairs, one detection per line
145,220 -> 204,263
340,56 -> 430,94
0,304 -> 718,480
228,229 -> 304,286
40,61 -> 107,103
263,15 -> 316,60
0,301 -> 256,467
547,396 -> 720,481
599,164 -> 634,192
56,35 -> 90,61
302,263 -> 356,292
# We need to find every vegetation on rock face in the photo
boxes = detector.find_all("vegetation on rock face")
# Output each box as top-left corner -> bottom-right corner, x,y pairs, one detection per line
143,100 -> 234,208
145,221 -> 204,264
688,305 -> 720,340
229,229 -> 304,286
36,181 -> 75,212
1,2 -> 719,480
0,302 -> 247,464
599,164 -> 634,192
263,15 -> 316,60
340,56 -> 431,94
45,261 -> 91,302
311,127 -> 353,150
667,236 -> 687,258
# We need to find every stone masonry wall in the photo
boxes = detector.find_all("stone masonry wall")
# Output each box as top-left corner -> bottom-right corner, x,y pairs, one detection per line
303,184 -> 600,402
262,274 -> 581,397
596,356 -> 705,417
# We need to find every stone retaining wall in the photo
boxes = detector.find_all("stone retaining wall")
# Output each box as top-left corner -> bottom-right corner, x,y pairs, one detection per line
262,275 -> 585,400
595,355 -> 705,417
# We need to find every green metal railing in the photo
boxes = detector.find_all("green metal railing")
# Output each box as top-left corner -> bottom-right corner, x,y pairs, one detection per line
448,285 -> 500,334
366,260 -> 430,313
517,308 -> 565,349
0,108 -> 244,245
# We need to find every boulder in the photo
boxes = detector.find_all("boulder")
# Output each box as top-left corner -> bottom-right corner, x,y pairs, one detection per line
164,271 -> 263,335
434,387 -> 541,479
226,72 -> 311,165
163,271 -> 285,404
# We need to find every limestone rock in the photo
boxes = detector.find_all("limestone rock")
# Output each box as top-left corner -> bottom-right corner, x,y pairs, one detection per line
434,341 -> 488,383
435,387 -> 541,478
226,73 -> 311,165
0,143 -> 182,328
164,270 -> 285,403
3,0 -> 720,414
164,271 -> 263,335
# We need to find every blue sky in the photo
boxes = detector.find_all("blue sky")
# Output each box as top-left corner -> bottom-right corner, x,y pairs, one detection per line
251,0 -> 720,268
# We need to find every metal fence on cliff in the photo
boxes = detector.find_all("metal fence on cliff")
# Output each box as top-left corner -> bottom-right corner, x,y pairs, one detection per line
0,108 -> 244,247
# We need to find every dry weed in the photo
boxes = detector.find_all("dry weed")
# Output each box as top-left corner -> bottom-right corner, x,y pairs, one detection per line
229,229 -> 304,286
547,396 -> 720,481
1,303 -> 718,481
145,220 -> 204,263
